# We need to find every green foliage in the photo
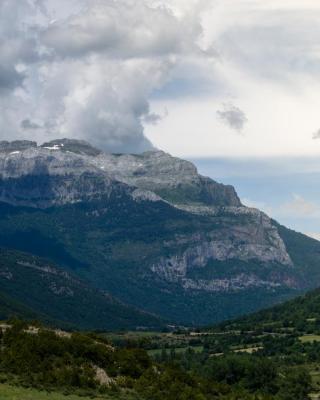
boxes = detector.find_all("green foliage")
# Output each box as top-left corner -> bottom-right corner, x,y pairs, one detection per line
0,384 -> 107,400
1,327 -> 96,389
0,247 -> 164,331
1,314 -> 319,400
277,222 -> 320,286
277,368 -> 311,400
219,286 -> 320,334
0,196 -> 310,327
0,321 -> 279,400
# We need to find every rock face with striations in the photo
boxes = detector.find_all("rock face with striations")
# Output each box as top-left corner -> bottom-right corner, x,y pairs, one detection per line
91,150 -> 242,207
0,138 -> 315,325
0,140 -> 129,208
0,139 -> 240,208
0,138 -> 291,266
0,140 -> 37,153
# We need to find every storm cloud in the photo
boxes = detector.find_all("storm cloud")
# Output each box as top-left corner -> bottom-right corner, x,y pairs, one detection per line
0,0 -> 208,153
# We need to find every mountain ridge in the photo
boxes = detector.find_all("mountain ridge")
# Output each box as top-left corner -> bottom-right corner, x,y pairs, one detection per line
0,138 -> 319,326
0,138 -> 241,208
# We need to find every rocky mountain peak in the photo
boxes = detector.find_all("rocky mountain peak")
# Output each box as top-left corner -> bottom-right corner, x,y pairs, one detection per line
0,138 -> 242,208
0,140 -> 37,153
40,138 -> 102,156
93,150 -> 242,207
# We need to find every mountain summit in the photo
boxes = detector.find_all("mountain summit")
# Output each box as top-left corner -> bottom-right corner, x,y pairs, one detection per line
0,138 -> 240,208
0,139 -> 319,326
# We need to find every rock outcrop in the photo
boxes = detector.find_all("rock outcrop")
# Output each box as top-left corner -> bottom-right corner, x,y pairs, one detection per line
0,139 -> 240,208
0,138 -> 292,268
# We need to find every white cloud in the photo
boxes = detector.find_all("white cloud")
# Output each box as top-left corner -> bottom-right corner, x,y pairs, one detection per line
3,1 -> 320,156
0,0 -> 208,153
241,198 -> 273,216
146,1 -> 320,157
42,1 -> 201,59
306,233 -> 320,242
313,129 -> 320,140
280,194 -> 320,218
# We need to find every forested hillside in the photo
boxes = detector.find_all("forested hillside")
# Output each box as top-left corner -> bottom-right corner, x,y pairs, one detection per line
0,248 -> 164,330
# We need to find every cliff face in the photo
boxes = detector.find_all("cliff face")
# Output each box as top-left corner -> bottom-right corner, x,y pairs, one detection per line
0,139 -> 315,325
0,139 -> 290,266
0,139 -> 240,208
91,150 -> 242,207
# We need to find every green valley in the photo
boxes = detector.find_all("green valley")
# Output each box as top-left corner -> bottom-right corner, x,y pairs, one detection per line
3,287 -> 320,400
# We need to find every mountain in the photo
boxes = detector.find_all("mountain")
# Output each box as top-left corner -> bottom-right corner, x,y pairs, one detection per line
0,138 -> 319,326
217,284 -> 320,334
0,138 -> 240,209
0,248 -> 164,330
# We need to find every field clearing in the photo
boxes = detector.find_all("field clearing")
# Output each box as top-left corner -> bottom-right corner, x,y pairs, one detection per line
102,331 -> 161,341
299,335 -> 320,343
0,384 -> 137,400
0,384 -> 98,400
233,346 -> 263,354
148,345 -> 203,357
310,367 -> 320,389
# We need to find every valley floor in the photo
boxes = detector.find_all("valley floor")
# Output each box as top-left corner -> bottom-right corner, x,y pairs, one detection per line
0,384 -> 137,400
0,384 -> 93,400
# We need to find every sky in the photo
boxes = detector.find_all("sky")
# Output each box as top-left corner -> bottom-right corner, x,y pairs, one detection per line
1,0 -> 320,236
192,157 -> 320,241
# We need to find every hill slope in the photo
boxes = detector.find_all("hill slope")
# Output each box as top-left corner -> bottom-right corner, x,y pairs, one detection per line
0,248 -> 164,330
0,195 -> 300,325
218,285 -> 320,333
